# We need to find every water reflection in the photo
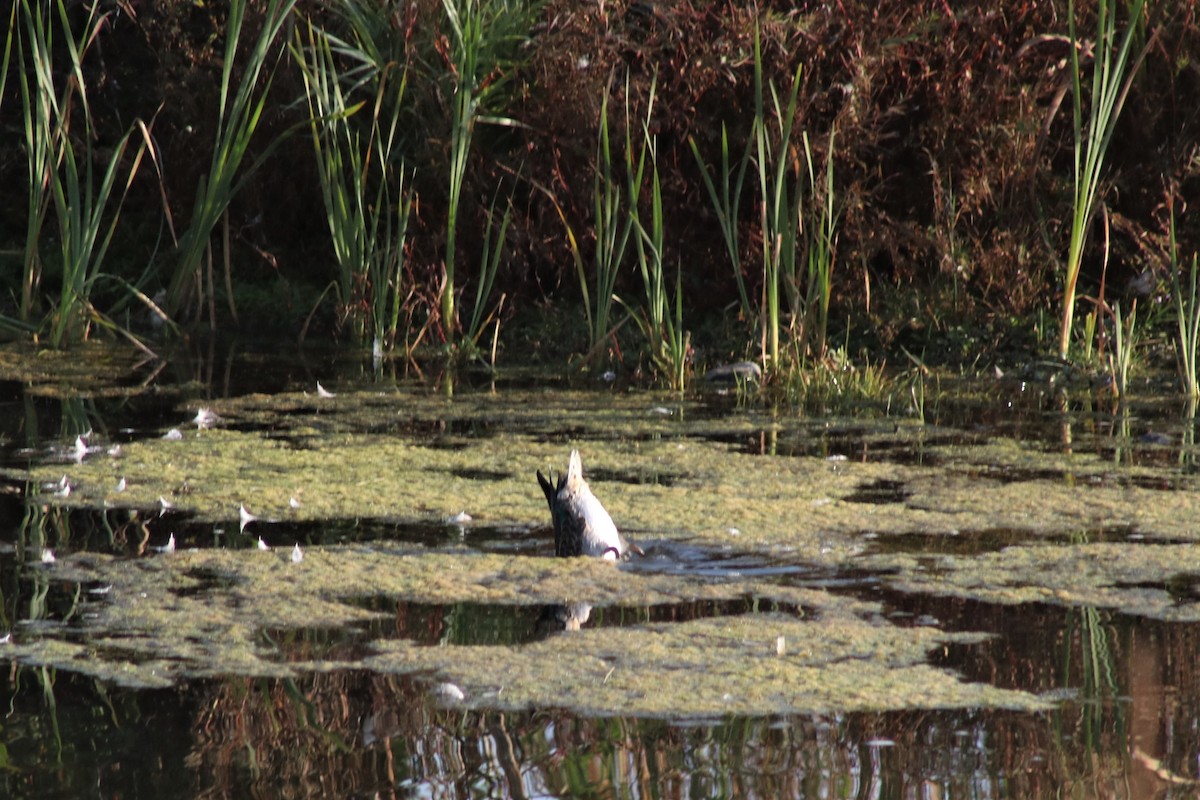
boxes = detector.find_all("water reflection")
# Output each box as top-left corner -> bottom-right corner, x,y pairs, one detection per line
3,663 -> 1196,798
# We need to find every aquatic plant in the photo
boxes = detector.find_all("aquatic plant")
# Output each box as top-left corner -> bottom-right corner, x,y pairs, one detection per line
619,77 -> 689,390
798,127 -> 839,362
689,122 -> 753,322
437,0 -> 538,348
699,23 -> 838,374
1168,201 -> 1200,397
1107,300 -> 1136,401
14,0 -> 157,347
1057,0 -> 1148,360
583,77 -> 636,357
462,184 -> 513,363
293,18 -> 412,354
166,0 -> 298,326
751,24 -> 804,370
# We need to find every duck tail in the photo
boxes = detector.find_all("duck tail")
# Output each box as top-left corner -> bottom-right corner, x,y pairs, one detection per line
567,449 -> 583,487
536,469 -> 556,509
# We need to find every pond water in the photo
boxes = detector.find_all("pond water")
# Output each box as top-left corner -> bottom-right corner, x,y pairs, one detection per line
1,340 -> 1199,798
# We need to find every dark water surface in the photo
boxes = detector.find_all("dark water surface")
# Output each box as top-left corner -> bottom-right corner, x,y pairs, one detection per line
2,341 -> 1199,798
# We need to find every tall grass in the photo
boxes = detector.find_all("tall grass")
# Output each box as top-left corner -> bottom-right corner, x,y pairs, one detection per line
1058,0 -> 1147,360
620,78 -> 689,390
166,0 -> 298,325
16,0 -> 155,347
799,128 -> 838,361
1108,300 -> 1136,400
294,18 -> 412,354
583,80 -> 636,354
437,0 -> 537,348
751,26 -> 804,369
1168,201 -> 1200,397
751,27 -> 838,370
462,185 -> 513,360
689,123 -> 752,321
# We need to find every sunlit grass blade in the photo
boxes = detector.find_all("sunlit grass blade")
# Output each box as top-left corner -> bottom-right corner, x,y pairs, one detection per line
1167,200 -> 1200,397
16,0 -> 157,347
167,0 -> 298,325
1058,0 -> 1148,360
464,186 -> 513,352
689,123 -> 752,320
293,16 -> 412,353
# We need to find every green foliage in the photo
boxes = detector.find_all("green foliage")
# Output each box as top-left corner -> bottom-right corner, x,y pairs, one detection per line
294,16 -> 412,353
584,79 -> 636,355
1058,0 -> 1148,360
167,0 -> 299,325
620,77 -> 689,391
691,24 -> 839,377
1168,204 -> 1200,397
689,124 -> 752,321
437,0 -> 540,347
14,0 -> 155,348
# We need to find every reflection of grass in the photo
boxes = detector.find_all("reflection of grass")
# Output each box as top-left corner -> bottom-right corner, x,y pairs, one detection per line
1063,606 -> 1121,753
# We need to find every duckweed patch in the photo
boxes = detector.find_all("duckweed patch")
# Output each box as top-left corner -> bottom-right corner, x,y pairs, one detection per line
1,546 -> 1048,715
865,542 -> 1200,622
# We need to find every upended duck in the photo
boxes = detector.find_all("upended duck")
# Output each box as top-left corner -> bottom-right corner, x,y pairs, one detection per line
537,450 -> 642,561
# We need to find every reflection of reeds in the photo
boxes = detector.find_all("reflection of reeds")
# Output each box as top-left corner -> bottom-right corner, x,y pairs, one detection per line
1065,606 -> 1121,753
1058,0 -> 1148,359
167,0 -> 298,326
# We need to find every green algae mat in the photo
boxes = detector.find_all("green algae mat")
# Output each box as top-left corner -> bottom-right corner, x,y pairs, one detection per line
6,368 -> 1200,717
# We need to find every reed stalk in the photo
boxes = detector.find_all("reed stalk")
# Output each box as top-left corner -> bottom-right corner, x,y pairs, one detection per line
438,0 -> 537,347
586,80 -> 637,353
294,19 -> 412,353
1168,202 -> 1200,397
463,186 -> 513,352
751,24 -> 819,371
621,78 -> 689,390
440,0 -> 478,346
1108,300 -> 1136,400
167,0 -> 298,324
17,0 -> 154,347
1058,0 -> 1147,360
689,123 -> 752,320
800,129 -> 838,360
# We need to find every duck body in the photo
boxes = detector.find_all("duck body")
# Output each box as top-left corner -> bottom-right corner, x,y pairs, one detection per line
537,450 -> 640,561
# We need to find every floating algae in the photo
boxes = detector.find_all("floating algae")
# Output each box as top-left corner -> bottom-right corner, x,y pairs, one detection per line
7,361 -> 1200,716
1,546 -> 1047,715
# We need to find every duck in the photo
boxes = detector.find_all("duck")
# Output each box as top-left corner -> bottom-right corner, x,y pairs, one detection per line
537,450 -> 642,561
